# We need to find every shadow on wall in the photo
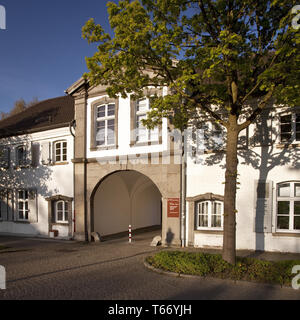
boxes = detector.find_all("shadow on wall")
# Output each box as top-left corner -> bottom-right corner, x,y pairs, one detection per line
190,105 -> 300,252
165,228 -> 174,246
0,135 -> 55,228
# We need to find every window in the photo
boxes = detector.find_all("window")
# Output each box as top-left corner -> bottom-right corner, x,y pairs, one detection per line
55,200 -> 69,223
280,112 -> 300,143
18,190 -> 29,221
0,146 -> 10,169
16,145 -> 27,167
196,200 -> 224,229
135,99 -> 159,143
277,182 -> 300,231
96,103 -> 116,146
54,141 -> 67,163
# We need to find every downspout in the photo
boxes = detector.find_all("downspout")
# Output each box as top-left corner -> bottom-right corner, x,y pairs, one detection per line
69,120 -> 76,238
181,130 -> 187,248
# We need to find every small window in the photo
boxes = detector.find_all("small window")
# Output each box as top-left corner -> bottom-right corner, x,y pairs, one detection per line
54,141 -> 67,163
18,190 -> 29,221
16,146 -> 27,167
280,112 -> 300,144
55,200 -> 69,223
196,200 -> 224,229
135,99 -> 159,143
277,182 -> 300,231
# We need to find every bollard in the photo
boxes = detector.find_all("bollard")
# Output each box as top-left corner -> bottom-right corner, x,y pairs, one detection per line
129,225 -> 132,244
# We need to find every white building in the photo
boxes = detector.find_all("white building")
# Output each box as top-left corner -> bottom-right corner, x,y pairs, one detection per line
0,96 -> 74,239
66,78 -> 300,253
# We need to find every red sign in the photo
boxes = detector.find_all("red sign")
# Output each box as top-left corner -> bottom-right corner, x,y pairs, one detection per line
168,198 -> 180,218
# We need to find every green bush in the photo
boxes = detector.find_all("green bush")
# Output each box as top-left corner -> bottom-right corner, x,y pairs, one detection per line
146,251 -> 300,287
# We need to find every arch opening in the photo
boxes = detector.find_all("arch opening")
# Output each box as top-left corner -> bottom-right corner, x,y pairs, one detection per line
91,170 -> 162,240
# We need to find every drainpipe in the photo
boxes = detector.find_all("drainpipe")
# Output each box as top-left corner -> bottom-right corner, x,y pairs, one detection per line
181,130 -> 187,248
69,120 -> 76,238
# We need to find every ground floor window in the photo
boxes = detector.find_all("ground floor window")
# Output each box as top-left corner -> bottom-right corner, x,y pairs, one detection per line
55,200 -> 69,223
277,182 -> 300,231
196,200 -> 224,229
18,190 -> 29,221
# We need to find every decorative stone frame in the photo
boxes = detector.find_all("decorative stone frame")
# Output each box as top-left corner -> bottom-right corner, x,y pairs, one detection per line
90,96 -> 119,151
186,193 -> 224,246
46,195 -> 73,237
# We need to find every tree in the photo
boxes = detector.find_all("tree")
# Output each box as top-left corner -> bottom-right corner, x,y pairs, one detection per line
82,0 -> 300,264
1,97 -> 39,120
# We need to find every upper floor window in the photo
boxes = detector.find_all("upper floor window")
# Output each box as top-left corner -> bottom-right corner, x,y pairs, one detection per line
135,99 -> 159,143
196,200 -> 224,230
280,112 -> 300,144
54,141 -> 67,163
16,145 -> 27,167
96,103 -> 116,146
277,182 -> 300,231
0,146 -> 10,169
55,200 -> 69,224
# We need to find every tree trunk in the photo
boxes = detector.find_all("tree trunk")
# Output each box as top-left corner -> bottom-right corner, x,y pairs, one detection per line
222,115 -> 239,265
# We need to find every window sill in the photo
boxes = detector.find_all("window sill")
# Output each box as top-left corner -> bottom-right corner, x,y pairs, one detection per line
130,141 -> 161,147
15,220 -> 30,224
52,222 -> 69,226
276,143 -> 300,149
195,229 -> 223,235
51,162 -> 69,166
272,232 -> 300,237
90,145 -> 118,151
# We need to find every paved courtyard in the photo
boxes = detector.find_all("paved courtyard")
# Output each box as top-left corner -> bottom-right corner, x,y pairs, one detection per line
0,231 -> 299,300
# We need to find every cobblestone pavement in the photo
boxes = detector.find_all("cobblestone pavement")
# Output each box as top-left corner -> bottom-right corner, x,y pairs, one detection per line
0,233 -> 299,300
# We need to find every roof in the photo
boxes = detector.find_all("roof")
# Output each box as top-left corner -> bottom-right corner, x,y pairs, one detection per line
0,95 -> 74,138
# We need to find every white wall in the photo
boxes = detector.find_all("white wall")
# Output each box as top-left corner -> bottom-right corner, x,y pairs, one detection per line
0,127 -> 74,239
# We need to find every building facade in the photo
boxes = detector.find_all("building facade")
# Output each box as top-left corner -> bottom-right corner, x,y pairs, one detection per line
0,96 -> 75,239
67,78 -> 300,253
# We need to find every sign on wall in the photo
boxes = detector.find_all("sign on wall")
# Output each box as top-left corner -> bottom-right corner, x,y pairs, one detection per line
167,198 -> 180,218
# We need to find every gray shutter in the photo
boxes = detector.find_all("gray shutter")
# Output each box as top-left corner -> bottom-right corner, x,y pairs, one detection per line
0,190 -> 8,221
41,142 -> 51,165
7,190 -> 14,221
254,180 -> 273,233
0,147 -> 10,169
28,189 -> 38,223
31,143 -> 40,167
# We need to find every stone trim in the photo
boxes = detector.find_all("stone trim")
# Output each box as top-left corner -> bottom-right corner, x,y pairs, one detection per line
186,193 -> 224,203
272,232 -> 300,238
90,97 -> 119,150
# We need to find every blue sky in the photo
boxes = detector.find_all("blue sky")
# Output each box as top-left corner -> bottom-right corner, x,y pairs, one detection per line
0,0 -> 112,113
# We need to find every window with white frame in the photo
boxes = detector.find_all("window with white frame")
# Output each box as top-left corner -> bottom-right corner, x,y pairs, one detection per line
96,103 -> 116,146
280,112 -> 300,143
18,190 -> 29,221
54,141 -> 67,163
54,200 -> 69,223
135,99 -> 159,143
196,200 -> 224,229
277,182 -> 300,231
16,145 -> 27,167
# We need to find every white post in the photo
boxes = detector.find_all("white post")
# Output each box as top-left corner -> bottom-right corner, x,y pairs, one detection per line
129,225 -> 132,244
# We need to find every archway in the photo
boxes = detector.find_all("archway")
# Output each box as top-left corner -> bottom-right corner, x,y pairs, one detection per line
91,170 -> 162,238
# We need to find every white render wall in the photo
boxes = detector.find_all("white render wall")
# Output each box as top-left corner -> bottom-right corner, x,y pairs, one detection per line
0,127 -> 74,239
187,114 -> 300,253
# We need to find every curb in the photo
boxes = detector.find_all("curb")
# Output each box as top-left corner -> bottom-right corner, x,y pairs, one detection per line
143,259 -> 294,290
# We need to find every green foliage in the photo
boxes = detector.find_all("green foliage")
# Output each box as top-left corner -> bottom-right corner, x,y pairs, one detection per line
146,251 -> 300,286
83,0 -> 300,131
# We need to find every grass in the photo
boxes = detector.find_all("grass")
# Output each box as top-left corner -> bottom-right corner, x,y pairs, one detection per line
146,251 -> 300,287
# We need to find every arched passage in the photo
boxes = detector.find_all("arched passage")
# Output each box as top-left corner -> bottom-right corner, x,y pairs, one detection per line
91,170 -> 162,238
